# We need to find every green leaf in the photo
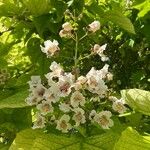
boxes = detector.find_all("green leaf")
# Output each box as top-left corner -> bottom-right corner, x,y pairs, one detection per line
9,129 -> 120,150
49,0 -> 67,22
133,0 -> 150,17
105,10 -> 135,34
0,0 -> 24,17
33,14 -> 61,36
85,4 -> 135,34
0,90 -> 29,109
0,143 -> 10,150
26,37 -> 51,75
69,0 -> 85,15
114,127 -> 150,150
23,0 -> 51,16
121,89 -> 150,116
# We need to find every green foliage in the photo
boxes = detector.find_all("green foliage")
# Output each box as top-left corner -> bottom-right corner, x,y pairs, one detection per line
133,0 -> 150,17
23,0 -> 52,16
0,90 -> 29,109
114,127 -> 150,150
85,1 -> 135,34
0,0 -> 150,149
105,10 -> 135,34
121,89 -> 150,116
9,128 -> 120,150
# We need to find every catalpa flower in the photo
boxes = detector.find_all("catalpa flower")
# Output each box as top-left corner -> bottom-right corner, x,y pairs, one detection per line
28,76 -> 41,89
86,67 -> 108,96
32,113 -> 46,129
58,73 -> 74,97
89,110 -> 97,121
56,114 -> 72,133
43,86 -> 60,103
59,22 -> 73,38
32,84 -> 46,99
45,61 -> 64,85
112,98 -> 126,114
93,44 -> 107,54
37,100 -> 54,115
59,103 -> 71,113
70,91 -> 85,108
88,20 -> 100,33
25,94 -> 41,105
72,76 -> 87,90
62,22 -> 73,31
94,111 -> 114,129
72,107 -> 86,126
98,64 -> 109,79
92,44 -> 109,62
40,40 -> 60,57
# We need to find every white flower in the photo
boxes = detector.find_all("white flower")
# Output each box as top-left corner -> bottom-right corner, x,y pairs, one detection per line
59,103 -> 71,113
28,76 -> 41,89
92,44 -> 109,62
88,21 -> 100,32
86,67 -> 108,96
40,40 -> 60,57
32,113 -> 46,129
109,96 -> 118,102
72,76 -> 87,90
70,91 -> 85,108
94,111 -> 114,129
25,94 -> 41,105
86,67 -> 98,87
112,98 -> 126,114
106,73 -> 113,81
72,108 -> 86,126
59,29 -> 71,38
59,22 -> 73,38
58,73 -> 74,97
45,62 -> 64,85
77,76 -> 87,84
101,55 -> 109,62
56,114 -> 72,133
89,110 -> 97,121
32,84 -> 46,99
43,86 -> 60,103
37,100 -> 54,115
97,44 -> 107,56
98,64 -> 109,79
62,22 -> 73,31
50,61 -> 63,72
49,115 -> 56,124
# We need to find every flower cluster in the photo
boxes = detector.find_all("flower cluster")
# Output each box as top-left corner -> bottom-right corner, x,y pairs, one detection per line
26,20 -> 127,133
26,60 -> 126,132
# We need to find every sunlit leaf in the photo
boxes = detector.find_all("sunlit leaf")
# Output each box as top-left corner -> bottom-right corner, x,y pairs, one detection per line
9,129 -> 120,150
114,127 -> 150,150
121,89 -> 150,116
0,90 -> 29,109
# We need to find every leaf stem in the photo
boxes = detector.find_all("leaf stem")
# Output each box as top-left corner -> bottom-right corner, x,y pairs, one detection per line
79,53 -> 93,61
79,33 -> 88,41
74,32 -> 79,79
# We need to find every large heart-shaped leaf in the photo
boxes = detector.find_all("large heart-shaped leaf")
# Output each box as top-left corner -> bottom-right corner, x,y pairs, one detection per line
9,129 -> 120,150
121,89 -> 150,116
114,127 -> 150,150
0,90 -> 28,109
